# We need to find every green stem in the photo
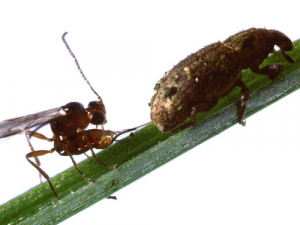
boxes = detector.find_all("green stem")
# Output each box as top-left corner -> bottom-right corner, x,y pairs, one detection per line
1,39 -> 300,225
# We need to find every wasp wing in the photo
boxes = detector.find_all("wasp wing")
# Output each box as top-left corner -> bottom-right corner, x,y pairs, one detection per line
0,107 -> 63,139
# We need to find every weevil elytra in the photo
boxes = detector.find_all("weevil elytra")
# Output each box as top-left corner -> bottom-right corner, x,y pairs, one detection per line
150,28 -> 295,133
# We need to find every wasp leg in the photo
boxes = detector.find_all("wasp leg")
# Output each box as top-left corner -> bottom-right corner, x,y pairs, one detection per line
107,196 -> 117,200
26,131 -> 54,142
24,131 -> 53,184
90,148 -> 118,169
26,148 -> 59,200
65,149 -> 95,183
84,153 -> 90,158
251,64 -> 283,80
237,79 -> 250,126
84,131 -> 117,169
23,132 -> 42,183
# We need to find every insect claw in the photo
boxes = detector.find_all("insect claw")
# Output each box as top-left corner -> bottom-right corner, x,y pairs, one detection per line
107,196 -> 117,200
86,178 -> 95,183
110,164 -> 118,169
240,120 -> 246,126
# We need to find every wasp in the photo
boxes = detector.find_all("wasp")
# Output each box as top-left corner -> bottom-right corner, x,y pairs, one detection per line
150,28 -> 295,133
0,32 -> 149,200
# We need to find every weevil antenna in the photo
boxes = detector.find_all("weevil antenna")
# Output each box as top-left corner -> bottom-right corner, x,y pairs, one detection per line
62,32 -> 103,103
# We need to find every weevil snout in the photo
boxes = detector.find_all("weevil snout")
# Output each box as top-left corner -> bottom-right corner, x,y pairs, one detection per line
279,39 -> 293,52
273,32 -> 294,52
269,30 -> 295,63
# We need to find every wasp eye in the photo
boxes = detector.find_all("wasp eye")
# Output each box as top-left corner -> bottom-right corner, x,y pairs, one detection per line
90,112 -> 105,125
164,87 -> 177,98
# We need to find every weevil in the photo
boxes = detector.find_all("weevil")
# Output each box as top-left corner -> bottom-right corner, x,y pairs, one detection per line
150,28 -> 295,133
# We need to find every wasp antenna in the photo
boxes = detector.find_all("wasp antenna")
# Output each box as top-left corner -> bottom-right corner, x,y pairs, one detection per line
112,121 -> 152,141
62,32 -> 103,103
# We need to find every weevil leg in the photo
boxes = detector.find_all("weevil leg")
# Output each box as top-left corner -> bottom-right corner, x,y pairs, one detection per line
177,106 -> 198,132
281,49 -> 295,63
251,64 -> 283,80
237,79 -> 250,126
26,148 -> 60,200
171,100 -> 218,134
90,148 -> 118,169
65,149 -> 95,183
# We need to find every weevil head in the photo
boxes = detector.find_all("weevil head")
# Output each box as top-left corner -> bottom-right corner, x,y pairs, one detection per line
266,29 -> 295,63
269,30 -> 293,52
150,71 -> 194,132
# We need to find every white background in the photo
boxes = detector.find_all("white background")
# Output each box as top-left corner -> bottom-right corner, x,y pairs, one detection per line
0,1 -> 300,224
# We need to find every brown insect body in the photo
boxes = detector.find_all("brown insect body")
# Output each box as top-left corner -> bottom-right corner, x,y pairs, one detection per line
0,32 -> 150,201
27,118 -> 145,200
54,130 -> 118,156
150,28 -> 295,132
50,101 -> 106,137
224,29 -> 294,72
14,32 -> 149,200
